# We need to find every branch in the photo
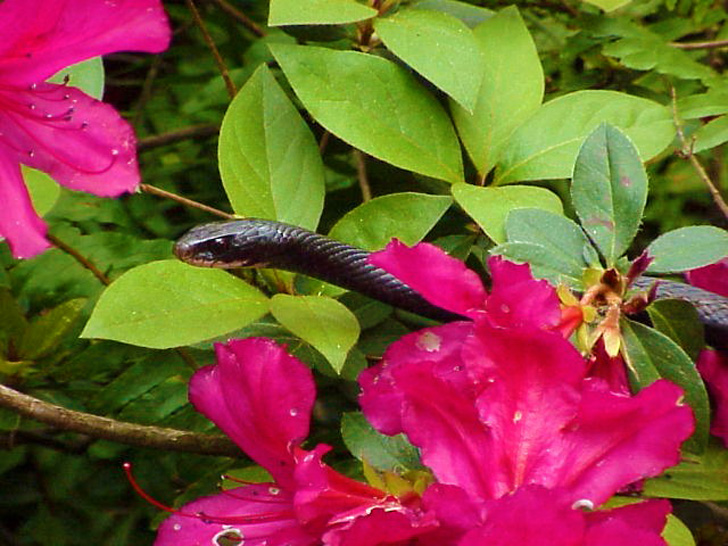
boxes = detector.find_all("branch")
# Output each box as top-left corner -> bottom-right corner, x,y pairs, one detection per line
670,38 -> 728,50
208,0 -> 266,37
139,183 -> 235,219
0,384 -> 241,458
137,124 -> 219,151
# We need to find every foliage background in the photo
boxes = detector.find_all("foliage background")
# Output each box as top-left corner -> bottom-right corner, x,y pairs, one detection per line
1,0 -> 727,544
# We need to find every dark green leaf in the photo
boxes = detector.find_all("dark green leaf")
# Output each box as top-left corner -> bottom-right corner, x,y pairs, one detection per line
17,299 -> 86,361
82,261 -> 269,349
328,193 -> 451,250
413,0 -> 493,27
219,64 -> 325,230
341,412 -> 421,471
646,299 -> 705,361
620,318 -> 709,453
572,124 -> 648,265
490,241 -> 582,285
270,44 -> 464,183
646,226 -> 728,273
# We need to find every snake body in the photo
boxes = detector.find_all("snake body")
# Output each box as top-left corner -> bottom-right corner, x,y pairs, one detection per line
174,219 -> 728,349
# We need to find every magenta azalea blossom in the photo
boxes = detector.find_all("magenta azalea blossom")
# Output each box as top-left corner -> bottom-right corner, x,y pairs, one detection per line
359,318 -> 694,544
155,338 -> 438,545
686,258 -> 728,298
0,0 -> 170,258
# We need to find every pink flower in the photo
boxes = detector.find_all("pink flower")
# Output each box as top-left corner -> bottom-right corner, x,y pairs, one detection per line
369,240 -> 571,331
359,318 -> 694,544
0,0 -> 170,258
154,338 -> 438,545
686,258 -> 728,298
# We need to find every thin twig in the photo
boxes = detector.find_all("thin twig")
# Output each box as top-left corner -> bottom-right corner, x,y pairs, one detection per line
353,149 -> 372,202
137,124 -> 219,151
139,183 -> 235,219
46,233 -> 111,285
318,130 -> 331,154
132,55 -> 163,126
670,38 -> 728,50
0,383 -> 241,457
186,0 -> 237,99
670,87 -> 728,220
208,0 -> 266,37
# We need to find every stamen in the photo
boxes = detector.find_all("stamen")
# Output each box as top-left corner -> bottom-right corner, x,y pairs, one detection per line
123,462 -> 178,514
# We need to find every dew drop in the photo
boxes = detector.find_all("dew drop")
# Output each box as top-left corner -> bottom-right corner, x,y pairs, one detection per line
28,103 -> 36,110
268,487 -> 280,495
513,410 -> 523,423
572,499 -> 594,511
111,149 -> 119,156
29,83 -> 37,90
416,331 -> 441,352
28,150 -> 35,158
289,408 -> 298,417
173,523 -> 182,531
500,304 -> 510,313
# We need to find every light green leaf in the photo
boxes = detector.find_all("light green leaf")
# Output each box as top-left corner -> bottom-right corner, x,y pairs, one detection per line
663,515 -> 696,546
490,241 -> 582,285
270,44 -> 464,183
219,64 -> 325,230
693,114 -> 728,152
341,412 -> 421,471
413,0 -> 493,27
646,299 -> 704,361
452,7 -> 543,174
50,57 -> 105,100
269,0 -> 377,26
582,0 -> 632,12
82,261 -> 269,349
495,90 -> 673,185
644,440 -> 728,500
646,226 -> 728,273
677,88 -> 728,119
505,208 -> 592,282
620,318 -> 710,453
571,124 -> 648,265
375,9 -> 484,111
452,183 -> 562,244
329,193 -> 451,250
23,167 -> 60,217
270,294 -> 360,373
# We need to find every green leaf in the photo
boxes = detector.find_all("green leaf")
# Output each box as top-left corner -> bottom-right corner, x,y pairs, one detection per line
495,91 -> 673,185
663,514 -> 696,546
693,114 -> 728,153
329,193 -> 451,250
490,241 -> 582,285
451,7 -> 543,174
270,294 -> 359,373
505,208 -> 593,282
677,88 -> 728,119
643,440 -> 728,500
452,184 -> 562,244
341,412 -> 421,471
571,124 -> 648,265
23,167 -> 60,217
620,318 -> 710,453
375,9 -> 484,112
582,0 -> 632,12
268,0 -> 377,26
270,44 -> 464,183
412,0 -> 493,27
0,289 -> 28,346
646,226 -> 728,273
219,64 -> 325,230
646,299 -> 704,361
50,57 -> 104,100
17,298 -> 86,361
82,261 -> 269,349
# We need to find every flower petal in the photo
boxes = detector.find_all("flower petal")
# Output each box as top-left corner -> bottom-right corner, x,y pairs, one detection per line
359,322 -> 474,436
369,240 -> 487,318
484,256 -> 561,329
0,0 -> 170,85
155,484 -> 317,546
0,147 -> 49,258
583,500 -> 670,546
189,338 -> 316,488
1,83 -> 140,196
697,349 -> 728,447
685,258 -> 728,298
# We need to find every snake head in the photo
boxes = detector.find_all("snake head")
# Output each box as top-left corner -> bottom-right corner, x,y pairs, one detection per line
174,221 -> 269,268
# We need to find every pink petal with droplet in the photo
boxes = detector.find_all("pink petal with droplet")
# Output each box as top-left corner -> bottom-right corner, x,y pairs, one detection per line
0,0 -> 170,85
0,147 -> 49,258
369,240 -> 487,318
189,338 -> 316,488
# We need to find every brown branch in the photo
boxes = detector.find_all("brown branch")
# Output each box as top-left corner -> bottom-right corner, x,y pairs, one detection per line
354,149 -> 372,202
208,0 -> 266,37
186,0 -> 237,99
47,233 -> 111,285
670,88 -> 728,220
0,383 -> 241,457
670,38 -> 728,50
139,183 -> 235,219
137,124 -> 219,151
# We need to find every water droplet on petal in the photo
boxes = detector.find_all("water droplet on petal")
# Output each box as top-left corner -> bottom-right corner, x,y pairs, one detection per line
28,150 -> 35,158
111,149 -> 119,156
29,83 -> 37,90
173,523 -> 182,531
500,304 -> 510,313
268,487 -> 280,495
572,499 -> 594,511
416,331 -> 441,352
289,408 -> 298,417
28,103 -> 36,110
